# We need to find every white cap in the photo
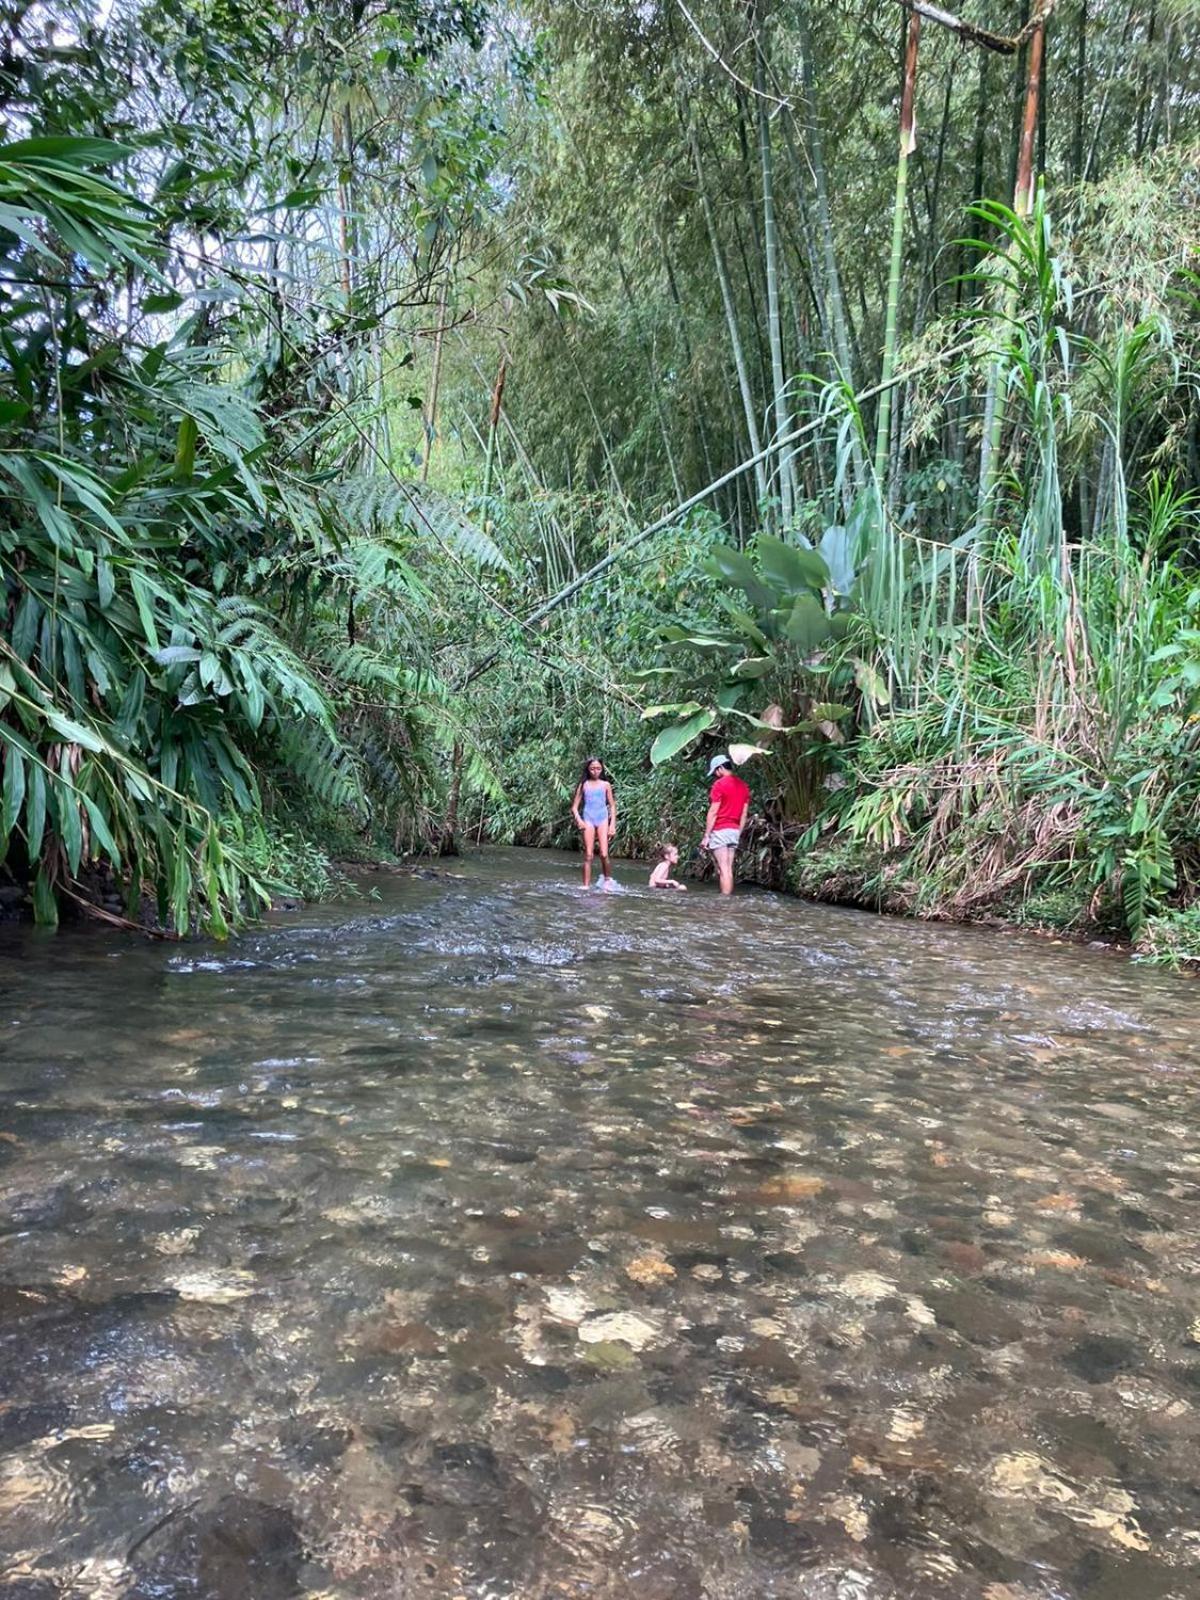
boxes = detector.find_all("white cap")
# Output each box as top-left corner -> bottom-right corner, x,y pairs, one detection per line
707,753 -> 732,776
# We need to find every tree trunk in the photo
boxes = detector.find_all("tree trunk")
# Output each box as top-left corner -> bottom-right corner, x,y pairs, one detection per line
662,236 -> 718,483
956,50 -> 990,318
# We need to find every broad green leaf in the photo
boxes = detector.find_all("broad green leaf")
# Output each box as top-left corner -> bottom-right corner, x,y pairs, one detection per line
1,136 -> 135,163
650,709 -> 715,767
53,784 -> 83,874
706,543 -> 759,587
705,545 -> 775,612
755,534 -> 829,596
640,701 -> 703,721
32,865 -> 57,927
171,826 -> 191,936
853,657 -> 891,706
2,746 -> 25,835
662,633 -> 734,654
130,572 -> 160,650
24,766 -> 46,858
242,672 -> 265,730
82,797 -> 120,866
784,594 -> 832,652
732,656 -> 773,679
44,711 -> 107,753
818,524 -> 857,595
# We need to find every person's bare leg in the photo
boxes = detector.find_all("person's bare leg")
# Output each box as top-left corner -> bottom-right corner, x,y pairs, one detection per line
582,824 -> 595,888
714,844 -> 735,895
597,822 -> 613,885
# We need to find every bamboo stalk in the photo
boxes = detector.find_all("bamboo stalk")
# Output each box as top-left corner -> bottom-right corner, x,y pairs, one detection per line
481,356 -> 506,504
874,9 -> 921,487
978,9 -> 1047,521
421,278 -> 448,484
687,117 -> 768,505
756,5 -> 795,528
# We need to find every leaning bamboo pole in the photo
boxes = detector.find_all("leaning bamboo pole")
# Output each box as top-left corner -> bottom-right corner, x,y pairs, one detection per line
461,338 -> 977,689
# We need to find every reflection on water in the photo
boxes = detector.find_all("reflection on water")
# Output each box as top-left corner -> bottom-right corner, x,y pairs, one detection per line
1,848 -> 1200,1599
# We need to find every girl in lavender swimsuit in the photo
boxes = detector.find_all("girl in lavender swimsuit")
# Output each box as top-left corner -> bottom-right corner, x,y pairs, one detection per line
571,757 -> 618,890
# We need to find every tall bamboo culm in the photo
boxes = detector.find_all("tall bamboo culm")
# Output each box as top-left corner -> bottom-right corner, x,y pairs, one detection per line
977,10 -> 1047,522
873,10 -> 921,488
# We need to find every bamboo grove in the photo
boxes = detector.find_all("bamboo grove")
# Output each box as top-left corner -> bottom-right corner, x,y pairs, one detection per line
2,0 -> 1200,954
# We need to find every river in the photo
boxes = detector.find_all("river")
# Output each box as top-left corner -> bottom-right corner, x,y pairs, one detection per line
1,848 -> 1199,1598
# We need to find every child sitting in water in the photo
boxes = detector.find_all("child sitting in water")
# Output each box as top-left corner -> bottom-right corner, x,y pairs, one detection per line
648,844 -> 688,891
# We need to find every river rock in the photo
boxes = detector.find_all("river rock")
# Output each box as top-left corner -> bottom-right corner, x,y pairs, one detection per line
1063,1335 -> 1138,1384
577,1310 -> 664,1350
129,1494 -> 304,1599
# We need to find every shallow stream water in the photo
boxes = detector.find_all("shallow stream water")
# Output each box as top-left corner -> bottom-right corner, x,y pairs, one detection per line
2,849 -> 1200,1599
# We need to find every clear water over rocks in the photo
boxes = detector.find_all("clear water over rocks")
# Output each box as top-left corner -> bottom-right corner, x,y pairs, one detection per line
1,850 -> 1199,1598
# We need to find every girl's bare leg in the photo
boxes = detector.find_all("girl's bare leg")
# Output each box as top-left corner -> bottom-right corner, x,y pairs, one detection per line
582,824 -> 596,887
597,822 -> 613,883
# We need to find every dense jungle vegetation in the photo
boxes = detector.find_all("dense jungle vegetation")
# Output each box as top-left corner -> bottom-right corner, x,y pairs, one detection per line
1,0 -> 1198,956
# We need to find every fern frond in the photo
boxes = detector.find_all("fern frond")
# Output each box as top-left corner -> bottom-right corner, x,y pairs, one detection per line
334,476 -> 512,574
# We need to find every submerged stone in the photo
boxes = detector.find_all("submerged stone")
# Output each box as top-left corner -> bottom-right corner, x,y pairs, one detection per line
129,1494 -> 304,1600
1063,1335 -> 1139,1384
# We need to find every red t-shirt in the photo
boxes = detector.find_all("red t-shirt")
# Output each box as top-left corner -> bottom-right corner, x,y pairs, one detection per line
710,772 -> 750,830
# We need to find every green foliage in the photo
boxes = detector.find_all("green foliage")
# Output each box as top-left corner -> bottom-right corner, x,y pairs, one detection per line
0,0 -> 516,931
1137,908 -> 1200,970
5,0 -> 1200,954
226,815 -> 354,905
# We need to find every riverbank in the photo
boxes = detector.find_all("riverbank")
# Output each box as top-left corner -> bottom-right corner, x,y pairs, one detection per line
725,827 -> 1179,968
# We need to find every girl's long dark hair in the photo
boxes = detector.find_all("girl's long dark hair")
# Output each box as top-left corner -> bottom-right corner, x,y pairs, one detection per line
577,756 -> 611,789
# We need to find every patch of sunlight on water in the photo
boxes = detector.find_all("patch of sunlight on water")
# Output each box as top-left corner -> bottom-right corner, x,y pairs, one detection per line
1,848 -> 1200,1599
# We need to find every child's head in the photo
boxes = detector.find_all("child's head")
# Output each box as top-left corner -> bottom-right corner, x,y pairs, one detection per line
658,843 -> 679,865
580,755 -> 609,785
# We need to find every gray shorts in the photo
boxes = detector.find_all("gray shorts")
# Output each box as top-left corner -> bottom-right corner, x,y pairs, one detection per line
708,828 -> 741,850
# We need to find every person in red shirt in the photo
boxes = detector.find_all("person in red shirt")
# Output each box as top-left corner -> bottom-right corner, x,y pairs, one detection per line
701,753 -> 751,896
